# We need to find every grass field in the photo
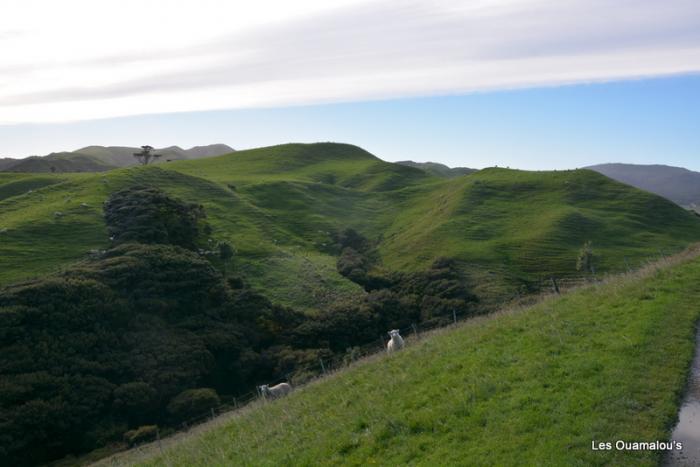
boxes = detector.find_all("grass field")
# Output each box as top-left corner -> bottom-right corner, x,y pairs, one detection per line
101,246 -> 700,467
2,143 -> 700,310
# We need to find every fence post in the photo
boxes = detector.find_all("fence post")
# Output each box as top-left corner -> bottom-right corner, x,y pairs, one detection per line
412,323 -> 418,339
233,396 -> 238,409
157,428 -> 163,455
319,358 -> 326,375
379,335 -> 385,350
550,277 -> 560,294
452,309 -> 457,324
211,407 -> 216,420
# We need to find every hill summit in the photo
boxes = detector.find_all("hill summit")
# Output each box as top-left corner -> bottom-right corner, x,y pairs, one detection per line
0,143 -> 235,173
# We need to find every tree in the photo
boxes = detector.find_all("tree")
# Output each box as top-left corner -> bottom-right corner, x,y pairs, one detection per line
576,240 -> 595,274
166,388 -> 220,422
133,145 -> 162,165
218,241 -> 234,275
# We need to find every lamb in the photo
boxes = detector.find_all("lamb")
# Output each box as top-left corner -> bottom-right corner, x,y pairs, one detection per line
259,382 -> 292,400
387,329 -> 405,354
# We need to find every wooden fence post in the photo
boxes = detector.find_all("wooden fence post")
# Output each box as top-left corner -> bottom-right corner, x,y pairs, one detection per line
550,277 -> 560,294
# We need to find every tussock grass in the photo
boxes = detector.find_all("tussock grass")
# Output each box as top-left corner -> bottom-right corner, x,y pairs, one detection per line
94,246 -> 700,466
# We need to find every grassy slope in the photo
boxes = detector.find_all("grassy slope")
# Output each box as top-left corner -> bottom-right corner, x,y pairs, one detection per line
4,152 -> 117,173
126,248 -> 700,467
1,143 -> 700,310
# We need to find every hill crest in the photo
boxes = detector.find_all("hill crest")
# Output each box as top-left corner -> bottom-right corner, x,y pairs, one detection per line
1,143 -> 235,173
587,162 -> 700,208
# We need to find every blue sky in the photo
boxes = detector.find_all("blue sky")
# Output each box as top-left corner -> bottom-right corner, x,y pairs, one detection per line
2,0 -> 700,170
2,74 -> 699,171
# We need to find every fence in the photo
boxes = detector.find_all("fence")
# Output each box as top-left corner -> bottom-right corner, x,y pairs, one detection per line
106,247 -> 680,463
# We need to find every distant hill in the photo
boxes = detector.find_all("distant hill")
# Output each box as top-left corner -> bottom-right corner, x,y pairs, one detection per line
0,158 -> 19,170
396,160 -> 477,178
0,144 -> 235,173
586,163 -> 700,208
4,152 -> 117,173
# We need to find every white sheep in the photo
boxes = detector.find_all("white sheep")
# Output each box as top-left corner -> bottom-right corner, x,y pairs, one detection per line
259,382 -> 292,400
387,329 -> 404,354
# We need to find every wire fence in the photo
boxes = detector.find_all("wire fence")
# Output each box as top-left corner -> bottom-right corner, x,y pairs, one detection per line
106,248 -> 680,463
108,310 -> 472,462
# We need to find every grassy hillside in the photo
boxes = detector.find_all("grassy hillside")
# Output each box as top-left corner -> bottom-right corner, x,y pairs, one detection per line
104,247 -> 700,466
396,160 -> 477,178
1,143 -> 700,310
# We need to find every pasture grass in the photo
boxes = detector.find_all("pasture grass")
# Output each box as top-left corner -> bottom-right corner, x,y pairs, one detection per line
107,246 -> 700,466
2,143 -> 700,310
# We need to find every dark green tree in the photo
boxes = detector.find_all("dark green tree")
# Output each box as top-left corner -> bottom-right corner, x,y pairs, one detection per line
132,145 -> 161,165
104,186 -> 207,249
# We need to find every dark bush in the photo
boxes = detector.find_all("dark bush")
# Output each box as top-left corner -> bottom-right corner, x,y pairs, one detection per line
123,425 -> 158,447
113,382 -> 158,424
336,247 -> 369,283
335,227 -> 370,252
104,185 -> 207,249
167,388 -> 220,422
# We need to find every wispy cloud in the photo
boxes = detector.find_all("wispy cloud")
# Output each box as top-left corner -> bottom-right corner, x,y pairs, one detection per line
1,0 -> 699,124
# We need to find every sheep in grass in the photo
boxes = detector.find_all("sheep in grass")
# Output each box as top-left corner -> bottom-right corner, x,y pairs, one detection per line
259,382 -> 292,400
387,329 -> 405,354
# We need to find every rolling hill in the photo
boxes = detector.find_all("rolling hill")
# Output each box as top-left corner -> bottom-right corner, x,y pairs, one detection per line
0,158 -> 18,170
587,163 -> 700,209
1,142 -> 699,311
101,246 -> 700,467
0,144 -> 235,173
396,160 -> 477,178
4,142 -> 700,465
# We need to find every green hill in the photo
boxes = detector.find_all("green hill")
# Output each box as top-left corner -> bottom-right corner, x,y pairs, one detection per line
5,152 -> 117,173
103,247 -> 700,466
4,142 -> 700,465
0,144 -> 235,173
1,143 -> 700,310
396,160 -> 477,178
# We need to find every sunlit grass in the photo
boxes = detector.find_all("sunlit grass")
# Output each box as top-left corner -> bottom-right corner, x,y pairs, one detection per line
90,247 -> 700,466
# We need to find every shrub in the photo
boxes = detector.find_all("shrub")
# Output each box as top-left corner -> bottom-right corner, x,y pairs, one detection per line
104,185 -> 207,249
113,382 -> 158,424
167,388 -> 220,422
123,425 -> 158,447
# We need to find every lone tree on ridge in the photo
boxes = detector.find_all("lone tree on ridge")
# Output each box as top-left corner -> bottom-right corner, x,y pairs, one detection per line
133,145 -> 162,165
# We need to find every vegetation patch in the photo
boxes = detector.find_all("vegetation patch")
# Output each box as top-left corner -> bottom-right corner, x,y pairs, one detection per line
128,249 -> 700,466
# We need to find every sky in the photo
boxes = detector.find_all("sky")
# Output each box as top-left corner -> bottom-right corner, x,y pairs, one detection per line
1,0 -> 700,170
